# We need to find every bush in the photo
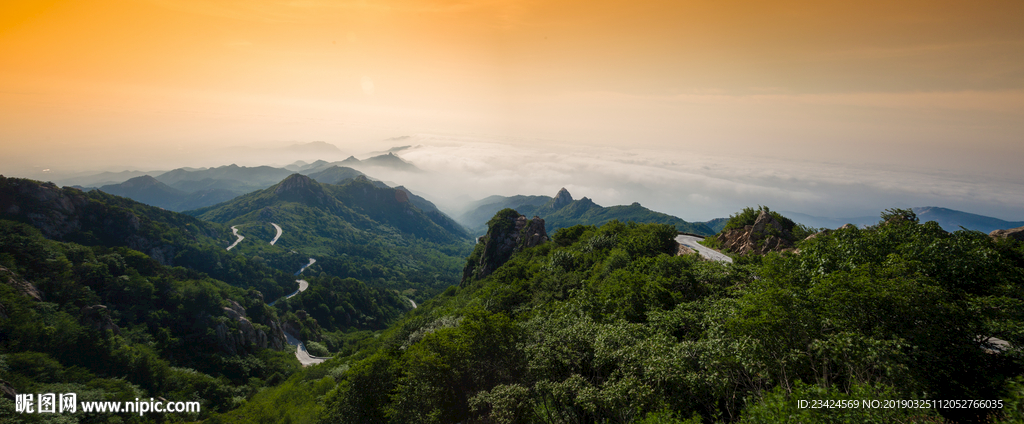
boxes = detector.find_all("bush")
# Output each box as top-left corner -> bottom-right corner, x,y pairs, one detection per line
306,341 -> 330,357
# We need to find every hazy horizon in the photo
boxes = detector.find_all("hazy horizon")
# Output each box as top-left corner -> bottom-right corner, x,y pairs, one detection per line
2,1 -> 1022,222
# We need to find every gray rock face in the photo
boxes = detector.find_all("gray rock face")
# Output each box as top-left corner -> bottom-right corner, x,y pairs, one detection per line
462,211 -> 549,284
990,226 -> 1024,242
676,244 -> 695,256
0,266 -> 43,302
214,302 -> 288,355
552,188 -> 574,209
207,298 -> 288,355
717,210 -> 795,255
14,181 -> 89,239
1,379 -> 16,400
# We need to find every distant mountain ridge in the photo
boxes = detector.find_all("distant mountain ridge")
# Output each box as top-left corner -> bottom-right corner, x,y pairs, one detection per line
190,174 -> 469,247
782,207 -> 1024,233
96,175 -> 240,212
458,188 -> 713,236
63,154 -> 425,212
456,194 -> 554,232
306,165 -> 365,185
287,152 -> 422,175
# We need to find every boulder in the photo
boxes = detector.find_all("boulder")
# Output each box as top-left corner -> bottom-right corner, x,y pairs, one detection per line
990,226 -> 1024,242
716,210 -> 795,255
676,244 -> 695,256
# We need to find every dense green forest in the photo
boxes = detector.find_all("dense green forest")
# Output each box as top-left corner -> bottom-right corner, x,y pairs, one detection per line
5,173 -> 1024,423
218,208 -> 1024,423
0,219 -> 301,421
0,176 -> 470,422
187,174 -> 473,300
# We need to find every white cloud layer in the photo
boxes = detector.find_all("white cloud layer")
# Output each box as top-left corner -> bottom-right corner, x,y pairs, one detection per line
371,134 -> 1024,222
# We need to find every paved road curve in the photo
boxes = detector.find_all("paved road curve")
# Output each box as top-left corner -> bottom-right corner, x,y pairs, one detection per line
269,259 -> 316,306
285,330 -> 328,366
268,279 -> 308,307
676,234 -> 733,263
269,223 -> 283,245
295,257 -> 316,275
226,226 -> 244,251
271,259 -> 325,365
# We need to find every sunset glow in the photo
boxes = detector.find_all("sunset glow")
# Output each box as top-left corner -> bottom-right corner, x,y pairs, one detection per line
2,0 -> 1023,218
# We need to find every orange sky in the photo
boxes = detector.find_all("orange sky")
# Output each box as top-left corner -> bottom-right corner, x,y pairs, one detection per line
1,0 -> 1023,175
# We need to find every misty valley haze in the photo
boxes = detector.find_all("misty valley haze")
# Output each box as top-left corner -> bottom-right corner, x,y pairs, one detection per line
28,138 -> 1024,229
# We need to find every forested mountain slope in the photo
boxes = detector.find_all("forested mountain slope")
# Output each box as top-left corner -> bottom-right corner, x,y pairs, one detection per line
0,176 -> 434,420
0,217 -> 300,420
187,174 -> 472,307
218,207 -> 1024,423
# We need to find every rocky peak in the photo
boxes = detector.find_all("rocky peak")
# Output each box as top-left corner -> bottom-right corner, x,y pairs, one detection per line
275,173 -> 316,193
461,209 -> 548,284
273,174 -> 330,206
716,210 -> 795,255
751,210 -> 789,239
552,188 -> 573,209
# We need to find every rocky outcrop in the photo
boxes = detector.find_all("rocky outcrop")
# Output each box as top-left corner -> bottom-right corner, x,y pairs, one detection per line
80,305 -> 121,335
1,178 -> 90,239
0,266 -> 43,301
462,209 -> 549,284
0,265 -> 42,319
1,380 -> 16,400
717,210 -> 795,255
676,244 -> 695,256
212,299 -> 288,355
990,226 -> 1024,242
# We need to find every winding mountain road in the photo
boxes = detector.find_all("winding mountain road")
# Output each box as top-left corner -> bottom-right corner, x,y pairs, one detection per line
676,234 -> 733,263
269,259 -> 316,305
226,226 -> 244,251
269,223 -> 283,245
285,330 -> 328,366
268,279 -> 309,307
266,258 -> 325,365
295,257 -> 316,276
